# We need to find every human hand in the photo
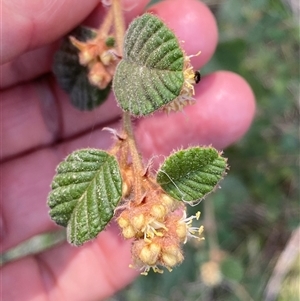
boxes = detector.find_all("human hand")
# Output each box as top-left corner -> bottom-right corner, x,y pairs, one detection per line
1,0 -> 255,300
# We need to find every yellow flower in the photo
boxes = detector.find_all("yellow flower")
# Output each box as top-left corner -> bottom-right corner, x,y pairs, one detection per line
163,51 -> 201,113
177,210 -> 204,243
142,218 -> 168,242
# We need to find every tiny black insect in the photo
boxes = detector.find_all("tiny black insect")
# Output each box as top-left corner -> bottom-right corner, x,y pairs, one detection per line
194,71 -> 201,84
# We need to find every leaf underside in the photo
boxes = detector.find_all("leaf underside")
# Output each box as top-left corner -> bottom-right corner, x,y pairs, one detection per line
48,149 -> 122,246
157,147 -> 227,203
113,13 -> 185,116
53,26 -> 111,110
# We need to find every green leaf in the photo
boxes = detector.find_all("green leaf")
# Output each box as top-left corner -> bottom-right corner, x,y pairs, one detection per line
48,149 -> 122,246
157,147 -> 227,203
113,13 -> 185,116
221,257 -> 244,282
53,26 -> 111,110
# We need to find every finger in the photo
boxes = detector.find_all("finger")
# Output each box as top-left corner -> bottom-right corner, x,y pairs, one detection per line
2,226 -> 138,301
3,72 -> 255,301
1,124 -> 118,251
1,76 -> 121,161
148,0 -> 218,68
1,0 -> 151,89
2,0 -> 98,64
2,0 -> 218,160
1,71 -> 255,251
1,0 -> 150,65
1,72 -> 255,301
0,43 -> 58,90
136,71 -> 256,159
2,2 -> 238,300
1,0 -> 230,248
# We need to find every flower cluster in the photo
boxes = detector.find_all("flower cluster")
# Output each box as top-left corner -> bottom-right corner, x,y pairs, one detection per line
163,51 -> 201,114
117,190 -> 204,275
70,35 -> 118,89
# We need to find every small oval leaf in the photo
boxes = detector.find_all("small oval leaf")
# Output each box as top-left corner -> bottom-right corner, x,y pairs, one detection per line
48,149 -> 122,246
53,26 -> 111,110
156,147 -> 227,203
221,257 -> 244,282
113,13 -> 184,116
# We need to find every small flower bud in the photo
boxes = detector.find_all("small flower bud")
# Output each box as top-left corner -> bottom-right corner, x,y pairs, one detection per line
79,50 -> 94,65
122,182 -> 130,198
161,194 -> 175,209
121,168 -> 133,198
117,216 -> 129,228
88,62 -> 112,89
132,214 -> 145,230
150,204 -> 166,219
69,36 -> 96,65
162,253 -> 177,267
122,225 -> 135,239
139,243 -> 161,266
200,261 -> 222,287
161,245 -> 183,267
105,36 -> 115,47
100,51 -> 115,66
176,223 -> 187,242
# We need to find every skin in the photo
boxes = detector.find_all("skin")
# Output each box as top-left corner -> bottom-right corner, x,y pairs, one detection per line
1,0 -> 256,300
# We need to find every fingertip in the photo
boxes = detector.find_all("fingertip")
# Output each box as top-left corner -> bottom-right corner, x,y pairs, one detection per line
2,0 -> 100,64
86,0 -> 151,27
192,71 -> 256,148
2,0 -> 151,64
123,0 -> 151,22
136,71 -> 256,158
148,0 -> 218,68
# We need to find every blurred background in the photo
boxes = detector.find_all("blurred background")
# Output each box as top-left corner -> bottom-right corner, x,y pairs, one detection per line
2,0 -> 299,300
108,0 -> 300,300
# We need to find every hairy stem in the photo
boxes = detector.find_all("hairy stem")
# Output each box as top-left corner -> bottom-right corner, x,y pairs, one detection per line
112,0 -> 126,54
204,199 -> 220,255
123,112 -> 145,201
111,0 -> 145,201
98,6 -> 113,38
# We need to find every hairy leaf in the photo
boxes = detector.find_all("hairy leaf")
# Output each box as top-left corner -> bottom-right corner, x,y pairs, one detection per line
53,26 -> 111,110
157,147 -> 227,203
48,149 -> 122,245
113,13 -> 184,116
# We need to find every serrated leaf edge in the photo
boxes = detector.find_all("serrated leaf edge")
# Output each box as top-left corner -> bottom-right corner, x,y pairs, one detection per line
156,146 -> 228,205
